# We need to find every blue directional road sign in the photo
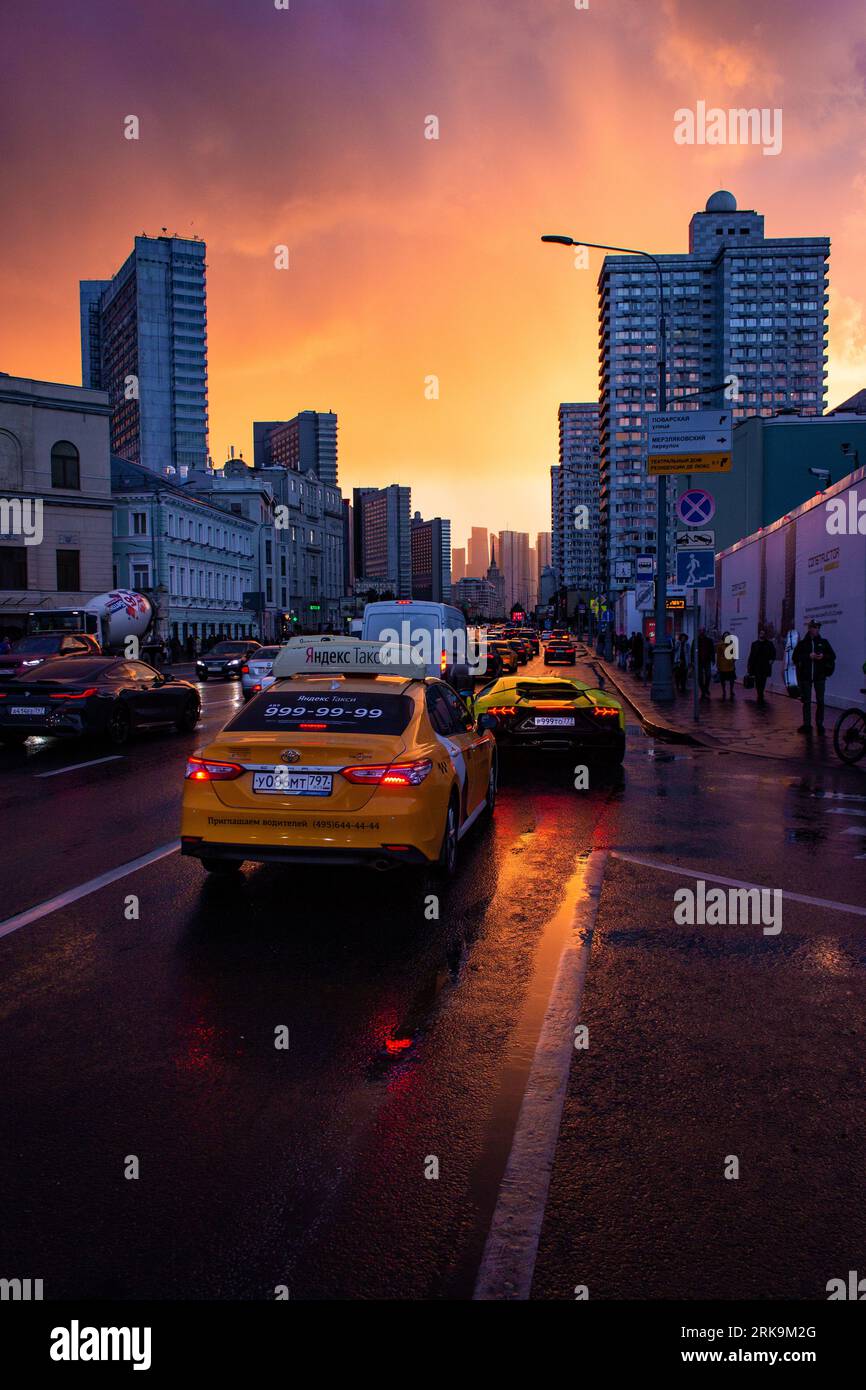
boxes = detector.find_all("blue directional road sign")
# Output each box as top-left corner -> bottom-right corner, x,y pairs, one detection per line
676,549 -> 715,589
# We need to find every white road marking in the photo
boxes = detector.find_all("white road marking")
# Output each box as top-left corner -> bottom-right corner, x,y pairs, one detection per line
826,808 -> 866,817
0,841 -> 180,940
611,851 -> 866,918
35,756 -> 124,779
474,849 -> 607,1301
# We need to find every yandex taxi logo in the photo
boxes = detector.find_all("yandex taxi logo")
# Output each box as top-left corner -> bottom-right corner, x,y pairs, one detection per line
272,637 -> 425,680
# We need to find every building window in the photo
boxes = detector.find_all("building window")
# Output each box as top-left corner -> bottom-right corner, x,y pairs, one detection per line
51,441 -> 80,490
132,563 -> 150,589
0,546 -> 27,589
56,549 -> 80,591
132,511 -> 147,535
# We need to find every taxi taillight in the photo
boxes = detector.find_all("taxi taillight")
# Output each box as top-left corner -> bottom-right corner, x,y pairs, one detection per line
342,759 -> 433,786
185,756 -> 244,781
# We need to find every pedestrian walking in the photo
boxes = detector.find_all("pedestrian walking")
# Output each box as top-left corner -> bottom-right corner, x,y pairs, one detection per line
697,628 -> 714,699
0,634 -> 11,655
793,619 -> 836,735
746,627 -> 775,707
630,631 -> 644,680
715,631 -> 737,700
673,632 -> 690,694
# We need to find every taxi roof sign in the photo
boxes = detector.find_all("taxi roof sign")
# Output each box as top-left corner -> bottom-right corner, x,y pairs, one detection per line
272,636 -> 426,680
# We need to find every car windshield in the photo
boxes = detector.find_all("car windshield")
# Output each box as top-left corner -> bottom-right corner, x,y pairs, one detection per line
209,642 -> 251,655
251,647 -> 280,660
225,686 -> 414,734
11,635 -> 61,653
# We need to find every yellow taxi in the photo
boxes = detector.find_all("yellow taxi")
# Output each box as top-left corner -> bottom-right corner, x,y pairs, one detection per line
181,637 -> 497,876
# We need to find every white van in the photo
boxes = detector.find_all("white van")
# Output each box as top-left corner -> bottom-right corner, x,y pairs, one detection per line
361,600 -> 473,681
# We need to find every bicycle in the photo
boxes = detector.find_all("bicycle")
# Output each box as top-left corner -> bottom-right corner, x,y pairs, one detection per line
833,671 -> 866,766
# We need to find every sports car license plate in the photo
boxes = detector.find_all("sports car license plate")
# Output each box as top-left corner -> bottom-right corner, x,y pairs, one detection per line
252,771 -> 332,796
533,715 -> 575,727
10,706 -> 46,716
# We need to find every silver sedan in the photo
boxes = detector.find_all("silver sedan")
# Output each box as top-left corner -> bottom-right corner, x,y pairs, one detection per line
240,645 -> 282,701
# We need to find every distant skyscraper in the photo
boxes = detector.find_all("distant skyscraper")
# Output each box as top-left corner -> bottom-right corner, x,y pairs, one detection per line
536,530 -> 551,588
410,511 -> 451,601
486,538 -> 505,617
599,191 -> 830,590
353,484 -> 412,596
81,234 -> 208,475
253,411 -> 338,485
451,547 -> 466,584
467,526 -> 489,577
498,530 -> 531,613
552,403 -> 600,594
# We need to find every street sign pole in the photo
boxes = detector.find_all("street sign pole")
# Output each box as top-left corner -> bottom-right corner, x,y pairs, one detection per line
692,585 -> 699,724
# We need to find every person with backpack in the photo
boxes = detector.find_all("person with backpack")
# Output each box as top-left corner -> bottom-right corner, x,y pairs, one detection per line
793,620 -> 836,735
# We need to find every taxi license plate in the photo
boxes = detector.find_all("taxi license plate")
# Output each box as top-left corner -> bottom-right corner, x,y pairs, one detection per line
10,706 -> 46,717
252,771 -> 332,796
533,716 -> 574,727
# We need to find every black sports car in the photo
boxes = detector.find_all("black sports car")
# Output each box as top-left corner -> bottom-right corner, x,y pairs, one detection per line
0,656 -> 201,747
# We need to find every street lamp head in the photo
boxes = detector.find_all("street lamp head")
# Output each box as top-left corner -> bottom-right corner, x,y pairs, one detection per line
541,234 -> 575,246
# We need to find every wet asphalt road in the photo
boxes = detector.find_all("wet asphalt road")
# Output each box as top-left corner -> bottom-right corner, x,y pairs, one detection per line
1,654 -> 865,1300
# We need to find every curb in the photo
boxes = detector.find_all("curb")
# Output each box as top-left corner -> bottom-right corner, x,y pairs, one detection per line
585,654 -> 704,747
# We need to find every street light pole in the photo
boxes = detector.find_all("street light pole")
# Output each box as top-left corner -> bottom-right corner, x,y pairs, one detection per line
541,234 -> 674,701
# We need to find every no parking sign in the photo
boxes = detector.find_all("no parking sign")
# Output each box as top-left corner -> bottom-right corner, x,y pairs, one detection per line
676,488 -> 715,527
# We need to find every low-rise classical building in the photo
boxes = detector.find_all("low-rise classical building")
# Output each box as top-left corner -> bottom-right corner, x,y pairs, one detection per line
111,456 -> 257,648
0,374 -> 114,638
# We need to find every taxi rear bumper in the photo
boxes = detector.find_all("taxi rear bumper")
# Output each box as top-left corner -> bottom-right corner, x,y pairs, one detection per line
181,837 -> 429,869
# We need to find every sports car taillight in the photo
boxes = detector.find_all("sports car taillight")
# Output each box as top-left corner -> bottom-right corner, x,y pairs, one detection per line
488,705 -> 517,716
185,756 -> 244,781
342,759 -> 433,786
592,707 -> 620,718
50,687 -> 97,700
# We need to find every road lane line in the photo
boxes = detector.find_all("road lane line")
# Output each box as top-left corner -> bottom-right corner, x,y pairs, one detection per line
474,848 -> 607,1301
0,841 -> 180,940
35,756 -> 124,778
610,850 -> 866,918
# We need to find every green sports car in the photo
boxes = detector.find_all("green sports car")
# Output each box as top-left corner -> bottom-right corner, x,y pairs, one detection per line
472,675 -> 626,762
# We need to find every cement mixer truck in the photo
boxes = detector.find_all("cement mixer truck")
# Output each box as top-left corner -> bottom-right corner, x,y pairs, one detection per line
26,590 -> 156,657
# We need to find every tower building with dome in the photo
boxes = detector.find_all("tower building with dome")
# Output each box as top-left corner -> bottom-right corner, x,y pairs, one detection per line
596,191 -> 830,591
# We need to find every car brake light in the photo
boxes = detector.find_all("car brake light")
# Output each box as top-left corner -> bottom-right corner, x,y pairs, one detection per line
440,648 -> 447,673
184,756 -> 244,781
342,759 -> 433,786
49,687 -> 97,700
298,722 -> 328,730
593,707 -> 620,718
488,705 -> 516,716
241,664 -> 249,674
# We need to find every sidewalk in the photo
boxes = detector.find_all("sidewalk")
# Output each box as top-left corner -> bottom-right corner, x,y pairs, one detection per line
588,647 -> 846,765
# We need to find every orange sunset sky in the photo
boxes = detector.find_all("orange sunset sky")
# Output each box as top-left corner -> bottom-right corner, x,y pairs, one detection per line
3,0 -> 866,547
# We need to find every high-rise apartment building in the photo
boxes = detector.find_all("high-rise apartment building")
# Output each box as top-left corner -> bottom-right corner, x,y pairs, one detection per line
467,526 -> 489,577
551,404 -> 600,593
253,411 -> 338,485
497,530 -> 532,613
81,234 -> 208,475
599,191 -> 829,590
410,512 -> 451,602
352,484 -> 412,596
451,547 -> 466,584
536,531 -> 551,590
